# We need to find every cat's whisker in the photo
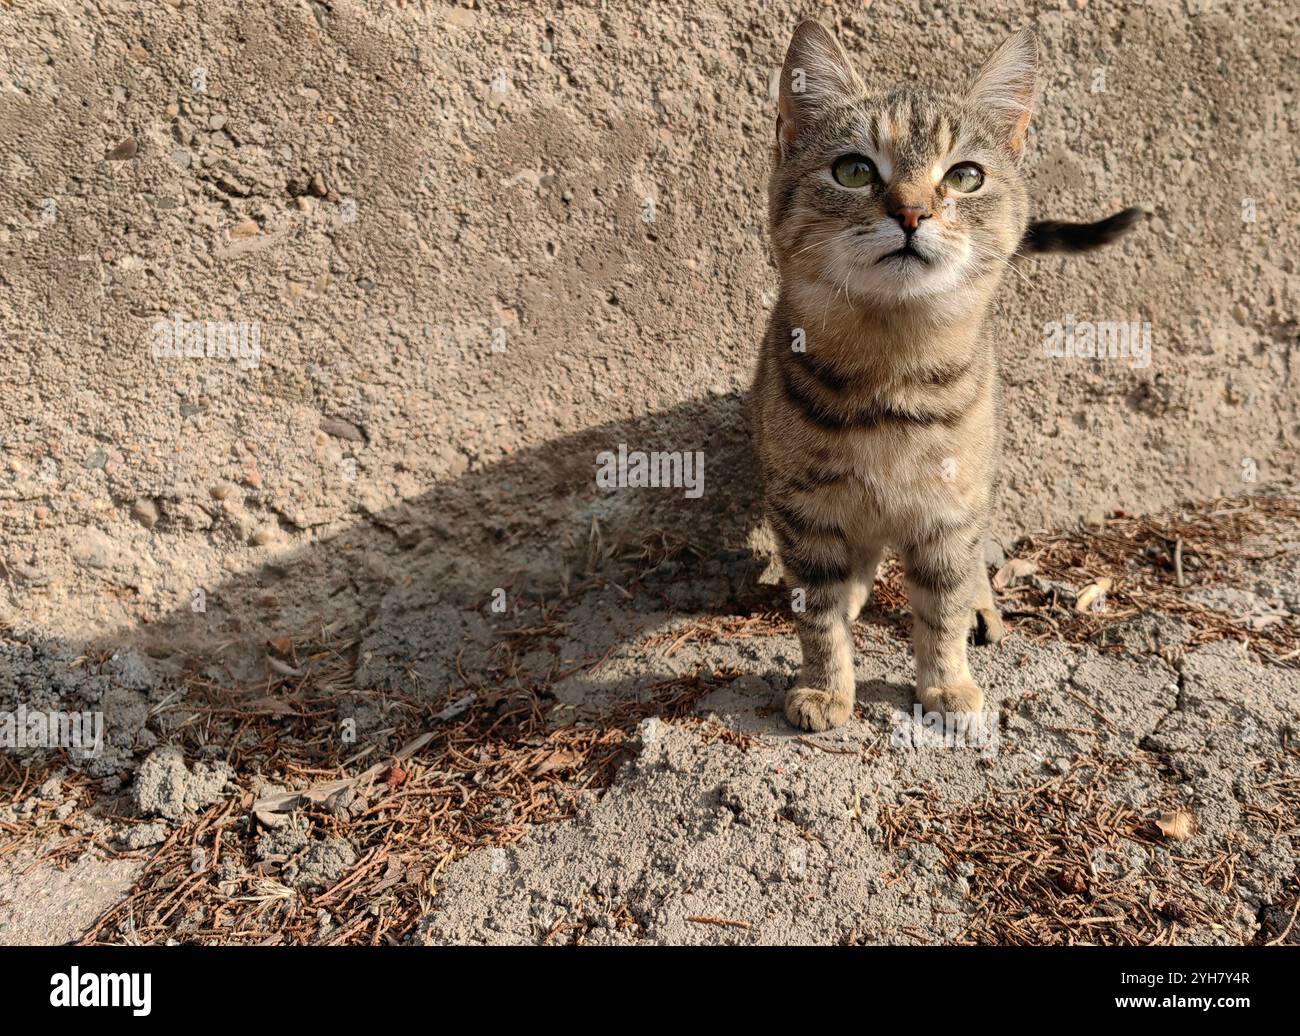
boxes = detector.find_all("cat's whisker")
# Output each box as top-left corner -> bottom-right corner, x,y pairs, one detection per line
789,226 -> 857,262
968,244 -> 1032,288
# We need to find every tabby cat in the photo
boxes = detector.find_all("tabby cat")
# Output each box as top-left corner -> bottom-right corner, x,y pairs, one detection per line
752,21 -> 1140,732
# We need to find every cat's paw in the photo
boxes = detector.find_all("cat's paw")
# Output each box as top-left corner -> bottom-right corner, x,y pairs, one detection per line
918,679 -> 984,716
785,687 -> 853,732
971,606 -> 1005,646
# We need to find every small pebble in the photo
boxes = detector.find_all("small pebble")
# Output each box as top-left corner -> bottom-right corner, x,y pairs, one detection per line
106,137 -> 138,160
131,498 -> 159,528
320,416 -> 365,442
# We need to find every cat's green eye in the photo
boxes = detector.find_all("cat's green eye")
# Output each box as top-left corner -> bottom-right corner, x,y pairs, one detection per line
943,163 -> 984,193
832,154 -> 878,189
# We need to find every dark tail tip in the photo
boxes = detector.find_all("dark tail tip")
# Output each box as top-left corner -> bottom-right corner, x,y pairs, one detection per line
1021,206 -> 1146,255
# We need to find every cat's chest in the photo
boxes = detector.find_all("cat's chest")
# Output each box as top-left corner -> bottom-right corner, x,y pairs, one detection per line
816,426 -> 982,532
844,427 -> 952,497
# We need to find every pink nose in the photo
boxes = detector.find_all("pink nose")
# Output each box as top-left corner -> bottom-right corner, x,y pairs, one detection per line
890,204 -> 930,232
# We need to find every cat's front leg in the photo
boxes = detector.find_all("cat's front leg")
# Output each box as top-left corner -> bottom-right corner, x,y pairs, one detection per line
786,580 -> 856,731
903,529 -> 985,716
771,504 -> 857,731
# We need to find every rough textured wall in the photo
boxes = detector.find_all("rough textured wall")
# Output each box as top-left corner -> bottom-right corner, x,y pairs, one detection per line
1,1 -> 1296,671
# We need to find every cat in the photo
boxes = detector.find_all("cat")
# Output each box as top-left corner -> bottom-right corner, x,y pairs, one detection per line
751,21 -> 1141,732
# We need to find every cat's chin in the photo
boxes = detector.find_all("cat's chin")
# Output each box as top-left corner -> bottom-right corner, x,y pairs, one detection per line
844,259 -> 971,306
813,238 -> 980,308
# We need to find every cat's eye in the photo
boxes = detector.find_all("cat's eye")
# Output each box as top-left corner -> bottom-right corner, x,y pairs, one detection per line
943,163 -> 984,193
832,154 -> 878,189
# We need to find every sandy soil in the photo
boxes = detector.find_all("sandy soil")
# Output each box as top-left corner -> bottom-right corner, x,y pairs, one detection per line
1,1 -> 1298,945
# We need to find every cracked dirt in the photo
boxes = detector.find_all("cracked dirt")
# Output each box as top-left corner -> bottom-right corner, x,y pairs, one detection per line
416,573 -> 1300,946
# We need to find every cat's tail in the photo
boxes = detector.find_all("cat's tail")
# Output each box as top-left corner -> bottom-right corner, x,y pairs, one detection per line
1019,207 -> 1145,255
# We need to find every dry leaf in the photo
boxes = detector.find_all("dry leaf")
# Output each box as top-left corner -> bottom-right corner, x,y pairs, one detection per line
267,636 -> 293,655
533,750 -> 580,776
1155,809 -> 1198,841
434,692 -> 476,722
1056,866 -> 1088,894
266,655 -> 302,677
1075,577 -> 1114,613
992,558 -> 1037,590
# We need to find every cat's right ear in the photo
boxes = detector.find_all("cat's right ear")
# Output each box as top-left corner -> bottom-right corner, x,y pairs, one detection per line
777,21 -> 862,157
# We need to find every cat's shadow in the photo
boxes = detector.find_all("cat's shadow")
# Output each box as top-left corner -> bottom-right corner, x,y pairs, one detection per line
67,392 -> 776,725
21,390 -> 947,763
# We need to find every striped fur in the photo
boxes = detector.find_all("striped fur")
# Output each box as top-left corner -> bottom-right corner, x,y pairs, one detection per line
754,22 -> 1136,731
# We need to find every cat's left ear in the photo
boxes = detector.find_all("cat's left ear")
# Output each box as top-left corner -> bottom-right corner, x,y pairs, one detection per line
777,21 -> 863,157
967,29 -> 1038,159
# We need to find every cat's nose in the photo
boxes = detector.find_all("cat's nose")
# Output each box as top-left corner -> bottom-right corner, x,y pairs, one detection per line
889,203 -> 931,233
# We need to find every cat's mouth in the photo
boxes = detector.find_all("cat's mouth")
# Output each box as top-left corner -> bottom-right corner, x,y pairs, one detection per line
877,242 -> 929,264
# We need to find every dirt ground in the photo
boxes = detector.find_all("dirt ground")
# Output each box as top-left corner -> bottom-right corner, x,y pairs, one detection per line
1,1 -> 1298,945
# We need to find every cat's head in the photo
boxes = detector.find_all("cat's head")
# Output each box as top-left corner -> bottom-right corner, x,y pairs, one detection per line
770,21 -> 1036,308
